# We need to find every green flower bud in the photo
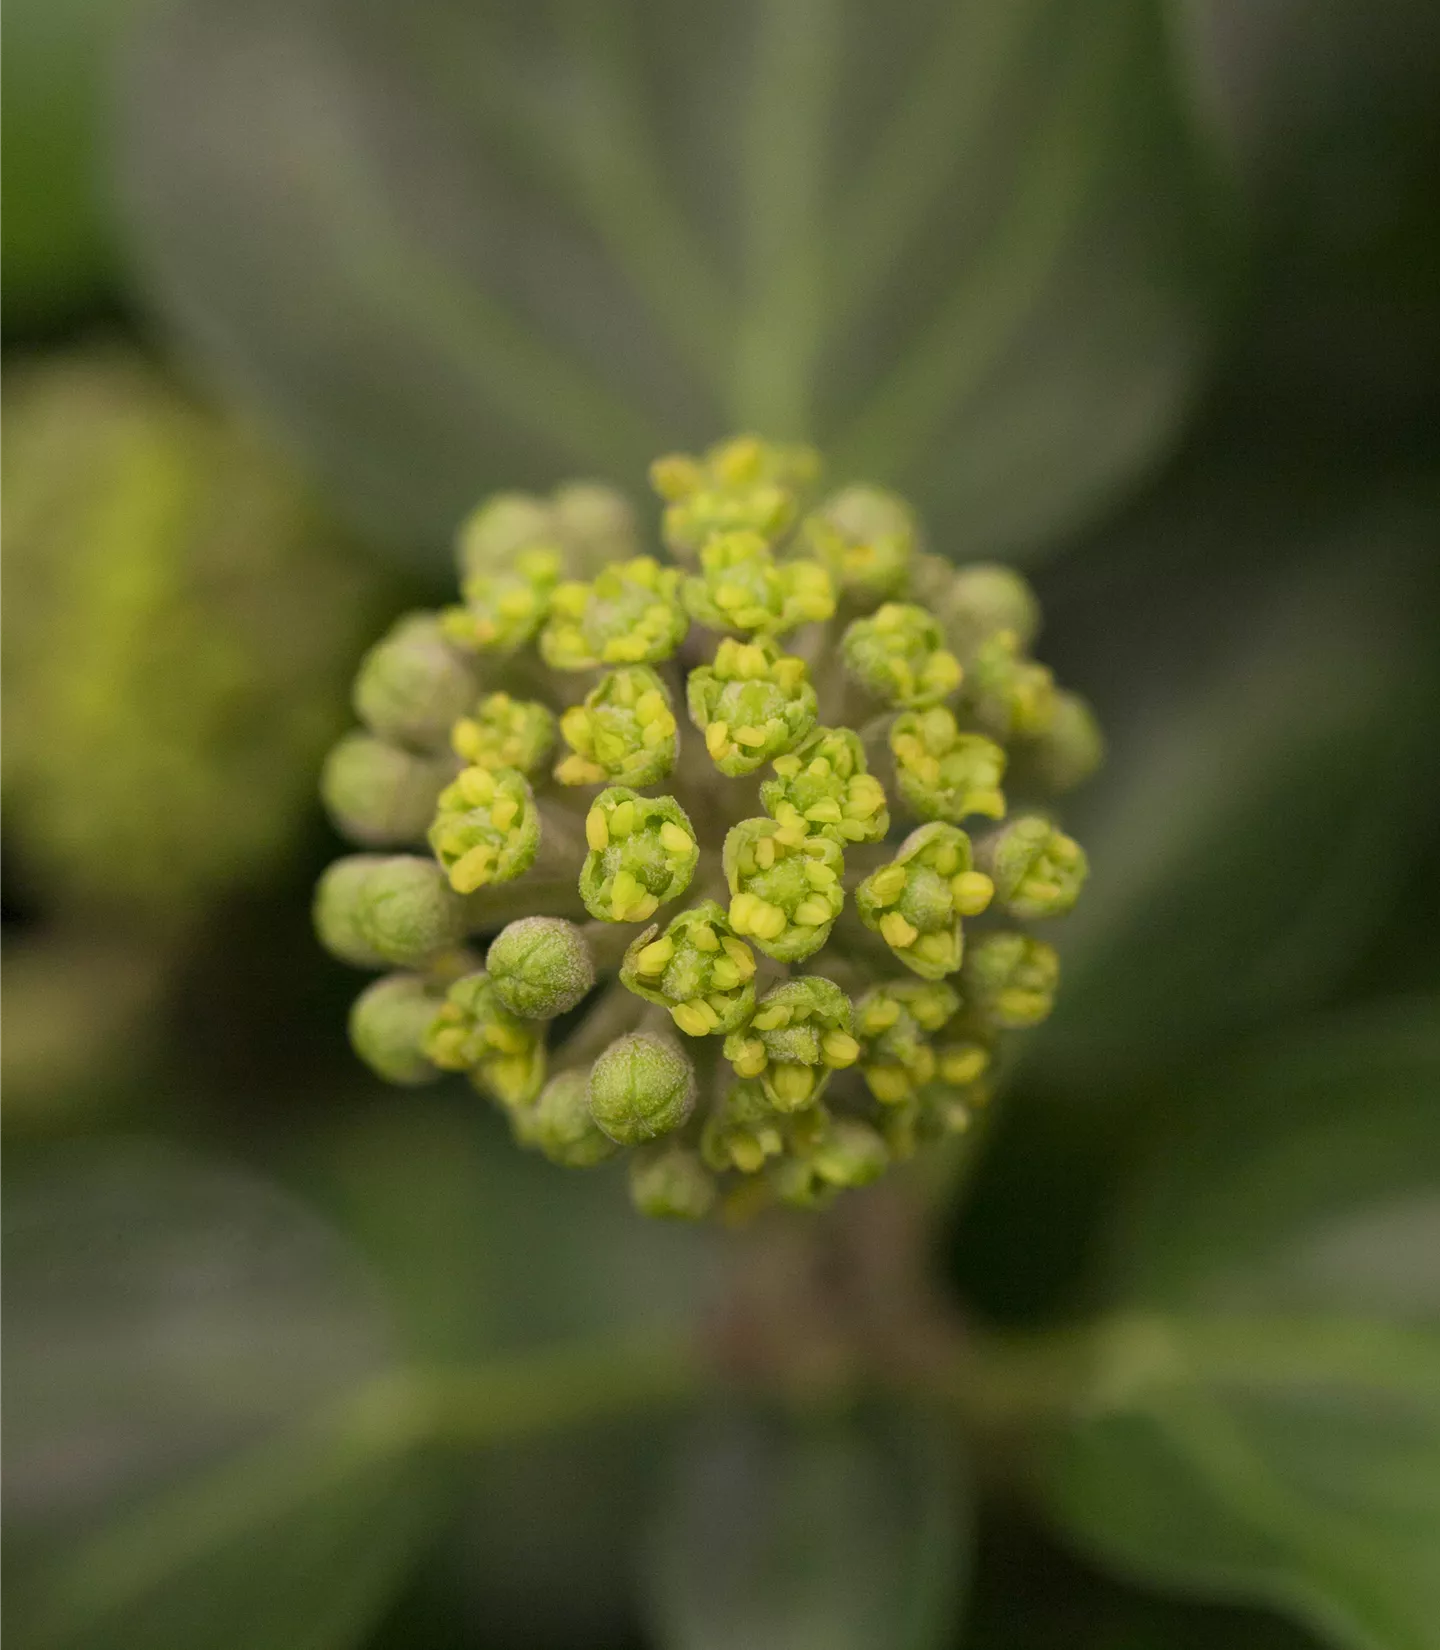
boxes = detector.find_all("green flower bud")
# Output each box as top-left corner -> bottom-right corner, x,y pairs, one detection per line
855,822 -> 994,980
424,970 -> 547,1105
964,629 -> 1056,740
486,916 -> 595,1018
442,545 -> 563,655
429,765 -> 541,893
353,612 -> 477,750
682,530 -> 835,635
760,726 -> 890,845
320,732 -> 454,847
687,636 -> 818,776
927,562 -> 1040,660
348,973 -> 444,1085
314,854 -> 467,969
854,979 -> 963,1105
628,1141 -> 717,1220
455,492 -> 559,580
842,603 -> 963,709
580,789 -> 699,923
722,976 -> 859,1112
651,434 -> 819,556
539,556 -> 687,670
889,708 -> 1007,823
962,931 -> 1060,1028
800,485 -> 916,600
978,815 -> 1088,920
1010,689 -> 1104,794
513,1068 -> 618,1167
700,1078 -> 787,1173
588,1030 -> 697,1144
555,666 -> 678,788
550,480 -> 640,573
808,1116 -> 890,1189
723,816 -> 846,963
621,900 -> 758,1037
450,692 -> 557,777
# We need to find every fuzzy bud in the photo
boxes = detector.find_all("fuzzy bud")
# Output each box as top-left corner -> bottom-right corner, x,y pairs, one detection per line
348,973 -> 443,1085
761,727 -> 889,845
723,816 -> 846,964
722,976 -> 859,1112
932,563 -> 1040,660
628,1142 -> 717,1220
589,1031 -> 697,1144
682,530 -> 834,635
455,492 -> 559,580
978,815 -> 1088,920
424,971 -> 546,1105
550,480 -> 641,573
555,666 -> 678,788
842,603 -> 963,709
856,822 -> 994,980
514,1068 -> 618,1167
540,556 -> 687,670
429,765 -> 541,893
687,636 -> 818,776
486,916 -> 595,1019
889,708 -> 1006,823
800,485 -> 916,600
352,613 -> 477,751
450,692 -> 557,776
320,732 -> 455,847
962,931 -> 1060,1028
580,789 -> 699,923
620,900 -> 758,1036
314,854 -> 467,970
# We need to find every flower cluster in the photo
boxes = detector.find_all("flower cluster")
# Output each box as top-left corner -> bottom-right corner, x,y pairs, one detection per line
315,443 -> 1098,1219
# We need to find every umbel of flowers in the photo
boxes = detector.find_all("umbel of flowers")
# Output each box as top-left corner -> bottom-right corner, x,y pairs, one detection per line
316,438 -> 1100,1221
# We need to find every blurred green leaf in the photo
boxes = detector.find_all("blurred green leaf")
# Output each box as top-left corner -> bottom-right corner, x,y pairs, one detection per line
1029,522 -> 1440,1093
4,1140 -> 442,1650
644,1402 -> 967,1650
1042,999 -> 1440,1650
116,0 -> 1230,562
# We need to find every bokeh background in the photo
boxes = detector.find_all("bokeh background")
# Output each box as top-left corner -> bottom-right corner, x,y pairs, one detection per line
4,2 -> 1438,1647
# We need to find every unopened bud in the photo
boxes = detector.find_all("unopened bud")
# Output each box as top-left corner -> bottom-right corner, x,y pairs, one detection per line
314,854 -> 466,969
550,480 -> 640,573
628,1142 -> 717,1219
320,732 -> 453,847
588,1031 -> 697,1144
486,916 -> 595,1019
352,613 -> 476,750
515,1068 -> 618,1167
455,492 -> 557,580
348,973 -> 443,1084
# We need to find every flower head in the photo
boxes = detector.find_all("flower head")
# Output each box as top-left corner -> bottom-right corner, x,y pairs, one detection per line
429,765 -> 541,893
621,900 -> 757,1036
842,603 -> 963,708
723,816 -> 846,963
722,976 -> 860,1112
424,971 -> 547,1106
540,556 -> 687,670
760,727 -> 889,845
855,823 -> 994,980
555,666 -> 678,788
580,788 -> 698,922
316,437 -> 1098,1218
687,636 -> 817,776
889,709 -> 1006,823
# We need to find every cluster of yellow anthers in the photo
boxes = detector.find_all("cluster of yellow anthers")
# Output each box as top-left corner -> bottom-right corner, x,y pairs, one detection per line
316,437 -> 1101,1221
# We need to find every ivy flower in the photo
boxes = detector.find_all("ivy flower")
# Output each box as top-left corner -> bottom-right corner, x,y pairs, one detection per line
853,980 -> 961,1104
800,484 -> 916,600
650,434 -> 819,556
855,822 -> 995,979
682,529 -> 835,635
687,636 -> 817,776
423,971 -> 546,1107
555,666 -> 678,788
620,900 -> 758,1036
580,788 -> 699,923
760,726 -> 889,845
428,765 -> 541,893
842,603 -> 963,709
451,692 -> 557,777
964,629 -> 1057,740
978,815 -> 1089,920
442,545 -> 563,655
539,556 -> 687,670
889,708 -> 1007,823
723,816 -> 846,963
722,976 -> 860,1111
